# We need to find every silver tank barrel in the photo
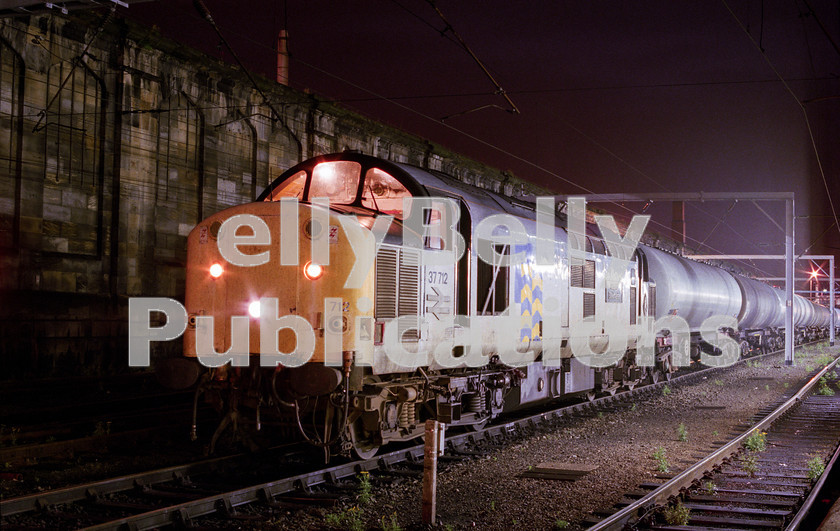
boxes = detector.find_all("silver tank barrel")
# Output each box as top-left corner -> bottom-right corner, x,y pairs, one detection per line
793,294 -> 813,327
732,275 -> 785,330
642,247 -> 742,329
770,286 -> 786,328
811,303 -> 831,328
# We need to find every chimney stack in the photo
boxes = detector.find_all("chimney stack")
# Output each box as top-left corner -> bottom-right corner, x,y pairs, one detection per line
276,30 -> 289,85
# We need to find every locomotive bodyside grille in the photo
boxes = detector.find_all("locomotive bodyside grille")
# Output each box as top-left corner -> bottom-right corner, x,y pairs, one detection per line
398,248 -> 420,342
570,258 -> 596,289
583,259 -> 596,289
570,259 -> 583,288
583,292 -> 596,318
649,285 -> 656,317
375,245 -> 420,342
375,246 -> 398,319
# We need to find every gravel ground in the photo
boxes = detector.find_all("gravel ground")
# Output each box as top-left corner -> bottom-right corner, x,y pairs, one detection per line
248,342 -> 839,531
3,342 -> 837,530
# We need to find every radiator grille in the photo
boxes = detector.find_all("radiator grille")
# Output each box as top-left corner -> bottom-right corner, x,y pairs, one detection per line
583,259 -> 596,289
649,285 -> 656,317
375,245 -> 420,342
570,259 -> 583,287
572,259 -> 596,289
583,292 -> 596,318
375,247 -> 398,319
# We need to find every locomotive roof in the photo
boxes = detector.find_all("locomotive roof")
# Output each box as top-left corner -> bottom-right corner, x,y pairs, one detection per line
259,152 -> 619,250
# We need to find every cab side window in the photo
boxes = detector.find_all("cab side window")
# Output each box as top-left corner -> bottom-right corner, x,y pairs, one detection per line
361,167 -> 412,219
264,170 -> 306,201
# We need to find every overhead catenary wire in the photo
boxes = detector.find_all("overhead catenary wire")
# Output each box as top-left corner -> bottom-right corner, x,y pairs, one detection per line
191,0 -> 285,125
423,0 -> 519,117
721,0 -> 840,248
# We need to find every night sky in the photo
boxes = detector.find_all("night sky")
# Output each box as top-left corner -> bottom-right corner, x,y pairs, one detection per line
122,0 -> 839,286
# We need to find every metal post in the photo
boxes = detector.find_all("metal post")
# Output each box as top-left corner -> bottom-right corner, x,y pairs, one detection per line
785,198 -> 794,365
831,257 -> 835,347
422,420 -> 444,524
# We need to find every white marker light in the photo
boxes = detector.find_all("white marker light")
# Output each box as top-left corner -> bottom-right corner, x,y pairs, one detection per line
303,261 -> 324,280
248,300 -> 261,318
209,263 -> 224,278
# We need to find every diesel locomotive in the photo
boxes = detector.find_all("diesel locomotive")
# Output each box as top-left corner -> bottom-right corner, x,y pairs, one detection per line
182,152 -> 837,458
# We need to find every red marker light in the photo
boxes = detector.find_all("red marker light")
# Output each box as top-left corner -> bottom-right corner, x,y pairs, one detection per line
303,261 -> 323,280
209,263 -> 224,278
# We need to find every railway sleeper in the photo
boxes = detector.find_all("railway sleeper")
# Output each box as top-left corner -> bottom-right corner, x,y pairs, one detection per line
686,494 -> 799,508
720,468 -> 811,480
682,514 -> 785,528
681,503 -> 791,517
710,487 -> 805,498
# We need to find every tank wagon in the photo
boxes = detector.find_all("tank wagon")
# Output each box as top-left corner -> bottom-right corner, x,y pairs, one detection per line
182,152 -> 836,458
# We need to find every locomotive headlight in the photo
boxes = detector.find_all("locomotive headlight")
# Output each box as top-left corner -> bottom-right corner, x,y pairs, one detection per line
209,263 -> 224,278
248,300 -> 261,319
303,261 -> 324,280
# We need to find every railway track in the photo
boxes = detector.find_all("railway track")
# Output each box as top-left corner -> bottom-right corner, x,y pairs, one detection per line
3,344 -> 823,530
588,354 -> 840,530
0,391 -> 200,466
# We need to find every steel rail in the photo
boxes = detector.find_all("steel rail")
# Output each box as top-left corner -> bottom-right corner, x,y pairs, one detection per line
785,432 -> 840,530
587,353 -> 840,531
0,446 -> 299,516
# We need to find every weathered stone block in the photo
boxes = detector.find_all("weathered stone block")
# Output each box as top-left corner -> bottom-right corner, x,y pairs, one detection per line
43,204 -> 71,222
69,239 -> 96,255
0,196 -> 16,216
70,207 -> 97,226
62,190 -> 88,208
178,223 -> 192,237
42,186 -> 62,205
42,270 -> 76,292
127,276 -> 142,295
42,219 -> 61,236
19,230 -> 41,249
20,182 -> 42,217
43,236 -> 69,253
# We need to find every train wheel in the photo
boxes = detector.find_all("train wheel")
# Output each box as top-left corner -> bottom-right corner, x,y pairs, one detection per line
351,443 -> 380,460
739,340 -> 750,359
348,418 -> 380,461
467,418 -> 490,432
659,352 -> 675,382
648,369 -> 660,384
